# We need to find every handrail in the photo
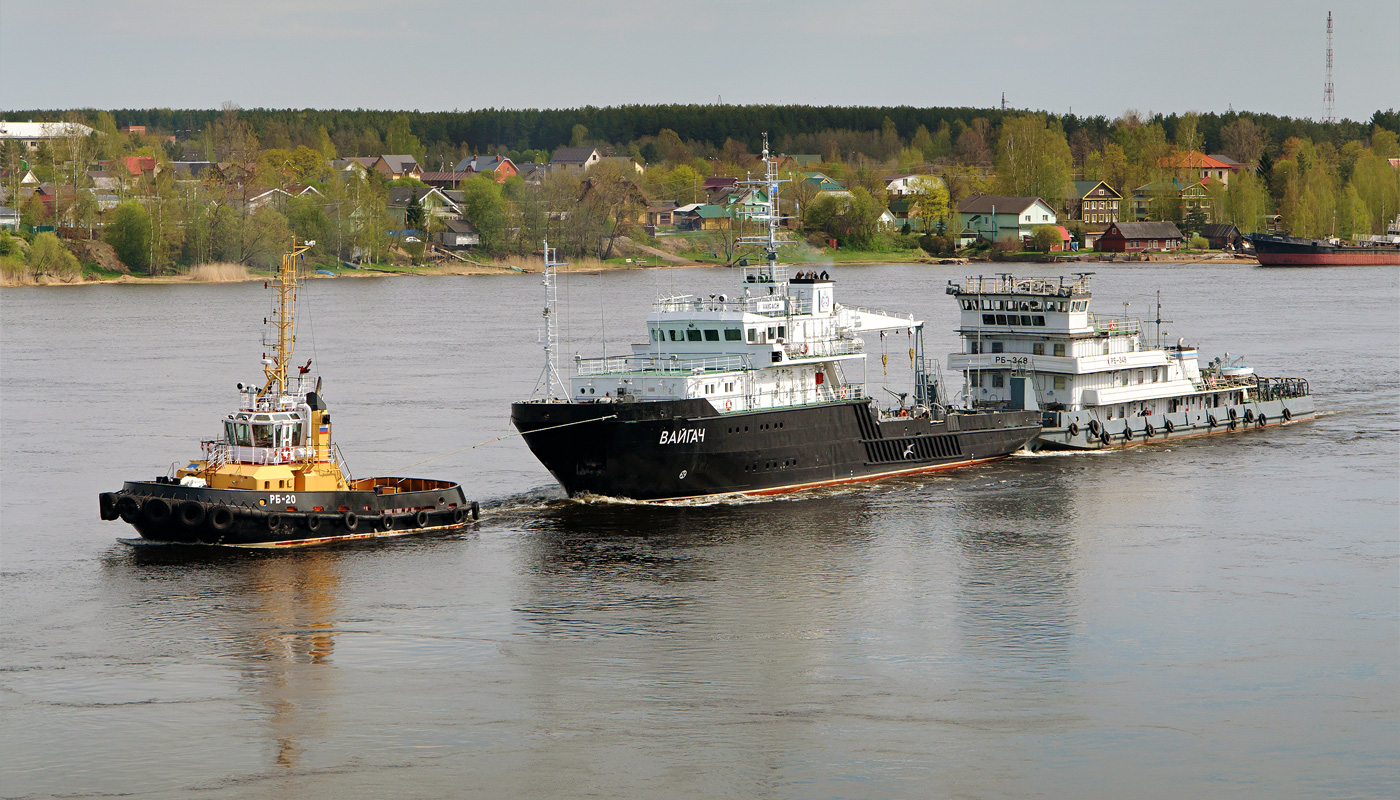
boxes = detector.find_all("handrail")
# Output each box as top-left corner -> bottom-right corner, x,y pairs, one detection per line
576,354 -> 753,375
948,275 -> 1092,296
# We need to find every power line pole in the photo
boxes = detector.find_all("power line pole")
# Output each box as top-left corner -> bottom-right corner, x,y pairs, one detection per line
1324,11 -> 1335,123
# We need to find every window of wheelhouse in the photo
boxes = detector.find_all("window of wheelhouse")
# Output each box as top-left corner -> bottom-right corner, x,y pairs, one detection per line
747,328 -> 757,343
668,329 -> 680,341
724,328 -> 743,341
703,329 -> 720,341
686,329 -> 702,341
234,423 -> 252,447
224,420 -> 237,445
252,423 -> 275,448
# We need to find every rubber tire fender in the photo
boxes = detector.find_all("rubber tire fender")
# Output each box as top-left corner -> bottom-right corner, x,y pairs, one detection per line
1256,414 -> 1267,427
1144,422 -> 1155,438
1244,408 -> 1255,423
1282,408 -> 1293,422
1207,414 -> 1218,428
1163,419 -> 1175,433
343,512 -> 360,532
266,513 -> 283,530
1228,407 -> 1238,421
207,505 -> 234,532
177,500 -> 206,528
117,495 -> 142,523
1067,422 -> 1080,437
379,514 -> 395,532
1099,430 -> 1110,445
471,501 -> 480,521
451,507 -> 467,525
1228,418 -> 1238,430
1088,419 -> 1101,436
414,510 -> 430,528
143,497 -> 172,524
306,513 -> 323,532
99,492 -> 120,521
1122,425 -> 1133,441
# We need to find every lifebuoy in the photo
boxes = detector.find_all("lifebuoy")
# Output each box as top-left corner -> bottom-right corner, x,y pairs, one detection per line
1164,419 -> 1175,433
1088,419 -> 1101,436
1282,408 -> 1292,422
143,497 -> 172,524
839,386 -> 849,399
207,505 -> 233,532
414,510 -> 430,528
899,409 -> 909,418
343,511 -> 360,531
724,399 -> 733,411
800,343 -> 809,354
1068,421 -> 1080,436
178,500 -> 206,528
280,446 -> 293,462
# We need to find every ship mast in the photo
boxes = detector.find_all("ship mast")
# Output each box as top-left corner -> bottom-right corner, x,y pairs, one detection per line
736,132 -> 792,284
533,239 -> 568,399
261,237 -> 315,401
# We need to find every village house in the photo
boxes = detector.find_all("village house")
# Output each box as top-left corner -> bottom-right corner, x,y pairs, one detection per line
956,195 -> 1058,246
387,186 -> 462,226
454,154 -> 519,183
1200,222 -> 1243,250
437,218 -> 480,248
801,172 -> 851,197
373,155 -> 422,181
1159,150 -> 1240,186
1130,178 -> 1215,222
0,205 -> 19,230
597,155 -> 644,174
1065,180 -> 1121,226
645,201 -> 678,228
883,174 -> 943,196
1095,221 -> 1184,253
550,147 -> 602,172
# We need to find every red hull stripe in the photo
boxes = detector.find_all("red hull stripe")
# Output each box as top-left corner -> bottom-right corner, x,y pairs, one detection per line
1256,252 -> 1400,266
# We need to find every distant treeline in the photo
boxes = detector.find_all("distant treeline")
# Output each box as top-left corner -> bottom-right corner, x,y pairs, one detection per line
13,104 -> 1400,161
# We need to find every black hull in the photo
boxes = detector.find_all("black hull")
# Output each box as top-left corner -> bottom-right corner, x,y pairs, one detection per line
99,479 -> 477,548
510,398 -> 1040,501
1248,233 -> 1400,266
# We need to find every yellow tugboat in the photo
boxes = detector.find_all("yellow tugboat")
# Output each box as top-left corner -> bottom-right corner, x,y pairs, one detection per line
99,238 -> 476,547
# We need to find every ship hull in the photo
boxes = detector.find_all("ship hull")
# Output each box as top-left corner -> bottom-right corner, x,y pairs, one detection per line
510,398 -> 1040,501
1031,395 -> 1315,451
1249,234 -> 1400,266
99,480 -> 477,548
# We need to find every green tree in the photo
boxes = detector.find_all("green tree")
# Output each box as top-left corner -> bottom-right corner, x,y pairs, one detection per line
994,115 -> 1072,204
29,232 -> 81,280
907,176 -> 949,232
458,175 -> 508,252
385,114 -> 423,162
1030,225 -> 1060,252
404,190 -> 426,232
570,124 -> 589,147
286,195 -> 331,246
104,201 -> 151,271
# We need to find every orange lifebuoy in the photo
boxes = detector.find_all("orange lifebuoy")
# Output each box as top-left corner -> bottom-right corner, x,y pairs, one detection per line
899,409 -> 908,418
724,399 -> 733,411
800,343 -> 809,354
280,446 -> 292,462
838,386 -> 849,399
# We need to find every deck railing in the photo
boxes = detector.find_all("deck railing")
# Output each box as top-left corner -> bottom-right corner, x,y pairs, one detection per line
1087,313 -> 1141,335
575,354 -> 754,376
948,275 -> 1091,297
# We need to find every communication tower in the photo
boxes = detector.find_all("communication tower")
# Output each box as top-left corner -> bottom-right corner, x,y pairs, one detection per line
1324,11 -> 1335,123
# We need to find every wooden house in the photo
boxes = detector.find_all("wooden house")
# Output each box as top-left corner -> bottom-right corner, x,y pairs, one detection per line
1095,221 -> 1184,253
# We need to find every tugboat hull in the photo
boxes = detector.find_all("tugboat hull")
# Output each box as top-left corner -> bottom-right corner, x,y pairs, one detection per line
1031,395 -> 1316,451
100,479 -> 477,548
511,398 -> 1040,501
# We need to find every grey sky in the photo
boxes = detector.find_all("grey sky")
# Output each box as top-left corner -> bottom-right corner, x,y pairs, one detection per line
2,0 -> 1396,124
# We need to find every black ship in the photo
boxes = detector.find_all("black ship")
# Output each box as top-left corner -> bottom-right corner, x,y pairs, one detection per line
510,137 -> 1040,502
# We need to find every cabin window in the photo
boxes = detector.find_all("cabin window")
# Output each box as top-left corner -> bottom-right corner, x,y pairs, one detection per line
724,328 -> 742,341
981,299 -> 993,310
252,424 -> 275,448
1033,316 -> 1045,326
991,341 -> 1003,353
1054,343 -> 1065,357
668,330 -> 680,341
292,422 -> 303,444
704,329 -> 720,341
983,314 -> 996,325
686,330 -> 702,341
1102,342 -> 1110,355
1021,315 -> 1032,326
767,326 -> 777,340
1033,343 -> 1044,355
225,421 -> 237,444
747,328 -> 756,343
969,373 -> 981,387
1054,375 -> 1066,389
1152,369 -> 1160,382
969,342 -> 980,354
993,300 -> 1004,310
777,325 -> 786,339
995,314 -> 1008,325
991,373 -> 1005,388
235,423 -> 252,447
1137,370 -> 1144,384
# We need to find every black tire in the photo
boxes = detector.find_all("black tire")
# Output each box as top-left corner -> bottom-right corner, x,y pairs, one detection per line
471,501 -> 480,521
1207,414 -> 1218,428
306,514 -> 322,532
99,492 -> 119,521
1228,419 -> 1237,430
1244,409 -> 1255,423
414,510 -> 430,528
117,495 -> 141,523
143,497 -> 172,524
1144,423 -> 1155,438
1099,430 -> 1110,445
1228,407 -> 1238,421
343,512 -> 360,532
1068,422 -> 1080,436
1257,414 -> 1267,427
379,514 -> 395,532
1164,419 -> 1175,433
266,512 -> 283,530
1088,419 -> 1101,436
207,505 -> 234,532
451,507 -> 467,525
177,500 -> 206,528
1282,408 -> 1292,422
1123,426 -> 1133,441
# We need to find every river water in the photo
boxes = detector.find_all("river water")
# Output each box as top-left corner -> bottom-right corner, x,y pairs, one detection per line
2,263 -> 1396,799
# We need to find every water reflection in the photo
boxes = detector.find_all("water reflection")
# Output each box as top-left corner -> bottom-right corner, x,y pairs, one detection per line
108,548 -> 342,772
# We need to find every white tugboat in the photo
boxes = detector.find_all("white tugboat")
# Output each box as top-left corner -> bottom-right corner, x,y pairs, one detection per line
946,273 -> 1315,450
510,136 -> 1040,501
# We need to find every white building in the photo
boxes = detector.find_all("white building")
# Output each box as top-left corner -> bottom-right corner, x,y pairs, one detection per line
0,121 -> 96,151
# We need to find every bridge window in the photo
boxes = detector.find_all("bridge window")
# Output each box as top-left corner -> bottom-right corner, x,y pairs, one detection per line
991,373 -> 1004,388
1033,316 -> 1045,326
969,342 -> 980,354
668,330 -> 680,341
1054,375 -> 1066,389
747,328 -> 756,342
777,325 -> 786,339
252,424 -> 275,448
1033,343 -> 1044,355
991,341 -> 1003,353
686,330 -> 702,341
704,329 -> 720,341
1054,343 -> 1065,357
724,328 -> 742,341
995,314 -> 1008,325
983,314 -> 996,325
1021,315 -> 1032,325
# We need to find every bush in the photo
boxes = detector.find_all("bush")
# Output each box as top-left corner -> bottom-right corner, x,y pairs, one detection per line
29,233 -> 81,281
918,234 -> 951,256
1030,225 -> 1061,252
1189,235 -> 1209,250
105,201 -> 151,271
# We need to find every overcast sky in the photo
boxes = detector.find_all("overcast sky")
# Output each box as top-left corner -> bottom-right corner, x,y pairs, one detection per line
2,0 -> 1396,124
